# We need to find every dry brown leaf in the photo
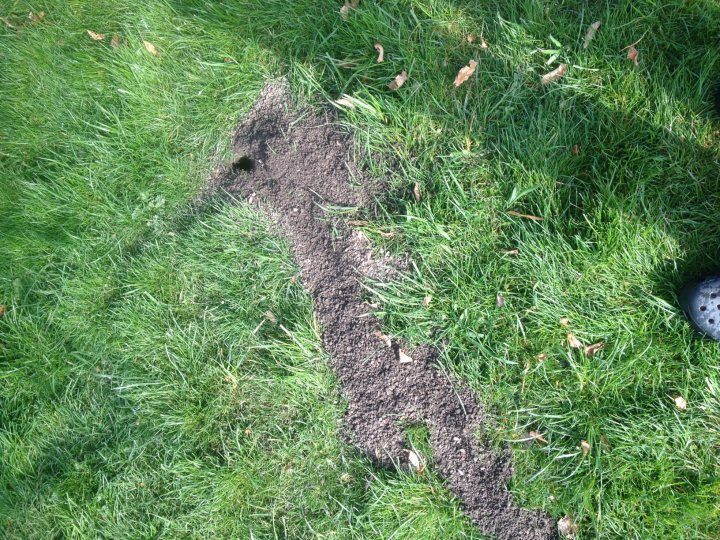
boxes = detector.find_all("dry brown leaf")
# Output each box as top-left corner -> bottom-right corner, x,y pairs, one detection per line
406,449 -> 425,473
541,63 -> 567,85
0,305 -> 5,318
453,59 -> 478,87
536,353 -> 548,362
143,40 -> 159,57
558,515 -> 579,538
399,350 -> 413,364
340,0 -> 359,20
29,11 -> 45,24
584,342 -> 605,356
627,45 -> 639,65
529,431 -> 548,444
111,34 -> 121,48
466,34 -> 474,43
413,182 -> 421,202
580,440 -> 591,457
480,37 -> 489,50
334,97 -> 356,109
572,144 -> 580,156
673,395 -> 687,411
265,310 -> 277,324
496,292 -> 505,308
347,220 -> 369,226
502,249 -> 519,256
87,30 -> 105,41
583,20 -> 601,49
387,70 -> 408,91
423,295 -> 432,307
0,16 -> 16,28
559,317 -> 570,326
244,427 -> 252,435
507,210 -> 544,222
373,331 -> 392,348
567,333 -> 583,348
374,42 -> 384,63
378,230 -> 395,239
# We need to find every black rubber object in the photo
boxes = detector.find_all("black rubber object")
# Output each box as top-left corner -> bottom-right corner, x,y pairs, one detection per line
680,276 -> 720,340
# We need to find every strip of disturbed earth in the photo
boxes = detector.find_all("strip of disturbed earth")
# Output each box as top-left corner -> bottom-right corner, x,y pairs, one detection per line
224,83 -> 555,540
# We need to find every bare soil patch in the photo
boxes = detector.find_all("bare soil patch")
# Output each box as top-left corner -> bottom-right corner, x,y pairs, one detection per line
223,83 -> 555,540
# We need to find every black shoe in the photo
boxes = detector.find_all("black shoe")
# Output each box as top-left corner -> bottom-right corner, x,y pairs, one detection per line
679,276 -> 720,340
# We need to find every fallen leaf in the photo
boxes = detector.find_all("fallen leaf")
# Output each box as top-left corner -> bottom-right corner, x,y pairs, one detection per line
536,353 -> 548,362
406,449 -> 425,473
496,292 -> 505,307
347,220 -> 369,226
584,342 -> 605,356
571,144 -> 580,156
87,30 -> 105,41
466,34 -> 474,43
111,34 -> 121,48
265,310 -> 277,324
529,431 -> 548,444
541,63 -> 567,85
567,333 -> 583,348
244,427 -> 252,435
413,182 -> 421,202
334,97 -> 356,109
453,59 -> 478,87
559,317 -> 570,326
480,37 -> 489,50
580,440 -> 591,457
29,11 -> 45,24
507,210 -> 543,222
387,70 -> 408,91
558,515 -> 579,538
627,45 -> 639,65
143,40 -> 159,57
339,0 -> 359,20
502,249 -> 519,256
399,350 -> 413,364
423,295 -> 432,307
373,331 -> 392,348
378,230 -> 395,239
0,305 -> 5,317
673,395 -> 687,411
0,16 -> 16,28
583,20 -> 601,49
374,42 -> 384,63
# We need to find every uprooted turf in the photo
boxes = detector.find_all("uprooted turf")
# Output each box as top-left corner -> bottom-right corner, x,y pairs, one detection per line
1,1 -> 719,539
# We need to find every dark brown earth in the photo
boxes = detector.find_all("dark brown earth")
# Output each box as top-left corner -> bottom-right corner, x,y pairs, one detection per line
223,83 -> 556,540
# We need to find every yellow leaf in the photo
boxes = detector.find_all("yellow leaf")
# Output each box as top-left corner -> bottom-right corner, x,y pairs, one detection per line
567,333 -> 583,348
87,30 -> 105,41
143,40 -> 159,57
580,440 -> 590,456
583,20 -> 601,49
398,350 -> 413,364
413,182 -> 421,202
541,64 -> 567,85
627,45 -> 639,65
558,515 -> 579,538
673,395 -> 687,411
374,42 -> 384,63
453,59 -> 477,87
387,70 -> 408,91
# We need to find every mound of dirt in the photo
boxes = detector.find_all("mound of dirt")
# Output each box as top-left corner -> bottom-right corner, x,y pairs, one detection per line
223,83 -> 555,540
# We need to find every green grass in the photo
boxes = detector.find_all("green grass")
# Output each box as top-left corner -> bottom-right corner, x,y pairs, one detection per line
1,0 -> 719,538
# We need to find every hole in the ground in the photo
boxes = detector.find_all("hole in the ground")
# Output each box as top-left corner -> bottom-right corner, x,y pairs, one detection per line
232,156 -> 255,173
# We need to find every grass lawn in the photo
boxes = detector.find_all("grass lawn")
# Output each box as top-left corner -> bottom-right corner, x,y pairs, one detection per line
1,1 -> 719,538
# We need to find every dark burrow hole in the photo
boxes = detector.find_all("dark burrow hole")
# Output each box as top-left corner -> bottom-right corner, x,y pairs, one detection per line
232,156 -> 255,173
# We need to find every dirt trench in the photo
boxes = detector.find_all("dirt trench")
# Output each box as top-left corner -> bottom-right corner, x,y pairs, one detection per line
222,83 -> 555,540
